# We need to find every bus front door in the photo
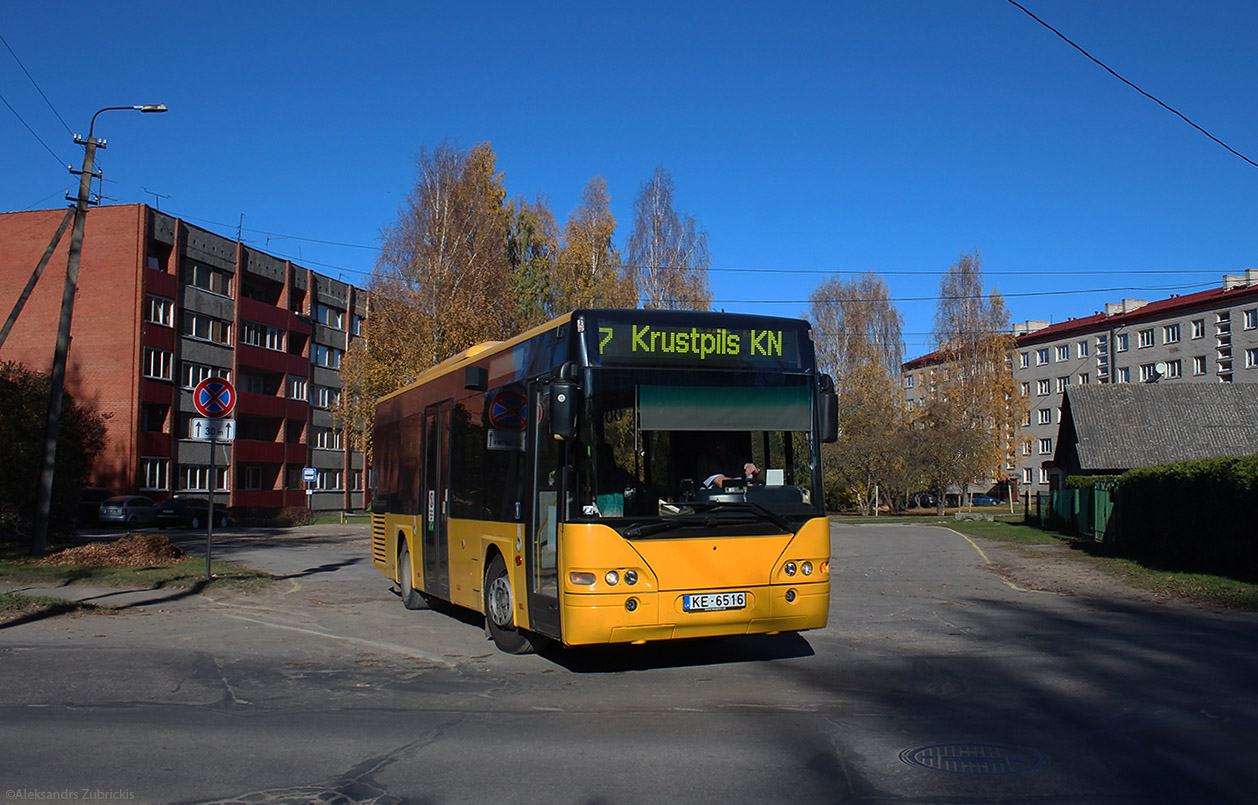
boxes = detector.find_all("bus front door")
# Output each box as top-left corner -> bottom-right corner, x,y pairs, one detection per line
421,400 -> 451,600
526,384 -> 561,638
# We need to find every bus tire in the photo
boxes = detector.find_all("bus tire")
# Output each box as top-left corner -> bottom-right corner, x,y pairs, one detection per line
484,553 -> 535,654
398,540 -> 429,610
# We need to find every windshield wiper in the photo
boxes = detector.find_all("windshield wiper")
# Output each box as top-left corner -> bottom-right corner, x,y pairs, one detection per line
686,500 -> 794,533
624,515 -> 721,538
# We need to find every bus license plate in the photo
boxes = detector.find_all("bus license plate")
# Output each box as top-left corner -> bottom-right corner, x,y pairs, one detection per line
683,591 -> 747,612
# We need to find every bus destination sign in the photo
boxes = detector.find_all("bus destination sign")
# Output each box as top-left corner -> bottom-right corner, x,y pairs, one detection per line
588,318 -> 804,370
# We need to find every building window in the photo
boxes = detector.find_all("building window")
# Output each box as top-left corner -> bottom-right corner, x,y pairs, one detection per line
905,374 -> 915,389
1116,367 -> 1130,383
242,320 -> 284,351
1163,323 -> 1180,344
1055,345 -> 1069,361
185,263 -> 233,297
1078,372 -> 1090,384
1115,333 -> 1128,352
1022,468 -> 1033,484
1245,309 -> 1257,330
1247,348 -> 1258,369
140,404 -> 169,433
243,466 -> 263,490
1193,355 -> 1208,375
1038,468 -> 1049,484
142,347 -> 173,381
1020,382 -> 1030,397
1021,440 -> 1032,456
1019,352 -> 1029,369
351,314 -> 364,336
1165,359 -> 1181,378
288,375 -> 308,401
313,386 -> 342,409
352,470 -> 363,491
314,427 -> 343,450
313,302 -> 345,330
316,469 -> 343,490
1096,334 -> 1109,354
140,457 -> 169,491
238,372 -> 279,396
1036,379 -> 1050,396
183,312 -> 232,346
1137,328 -> 1154,348
180,464 -> 228,492
1192,319 -> 1205,339
1038,438 -> 1052,455
145,295 -> 174,327
1037,408 -> 1052,425
1036,348 -> 1049,365
1076,341 -> 1088,358
313,344 -> 343,369
1139,364 -> 1157,382
181,362 -> 230,389
1021,410 -> 1031,426
1056,376 -> 1069,392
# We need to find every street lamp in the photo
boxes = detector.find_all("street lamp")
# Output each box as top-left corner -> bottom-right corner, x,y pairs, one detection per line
32,104 -> 167,554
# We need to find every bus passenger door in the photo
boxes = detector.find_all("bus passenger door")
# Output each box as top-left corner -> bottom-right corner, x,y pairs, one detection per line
526,384 -> 561,638
421,400 -> 451,600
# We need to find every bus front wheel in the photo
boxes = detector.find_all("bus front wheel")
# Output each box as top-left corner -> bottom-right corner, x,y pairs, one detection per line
398,540 -> 429,610
484,554 -> 535,654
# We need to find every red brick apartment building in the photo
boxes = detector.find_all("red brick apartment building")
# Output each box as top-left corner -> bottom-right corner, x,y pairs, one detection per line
0,204 -> 369,512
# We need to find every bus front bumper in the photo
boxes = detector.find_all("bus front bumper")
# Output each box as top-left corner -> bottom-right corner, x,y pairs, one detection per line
559,580 -> 830,646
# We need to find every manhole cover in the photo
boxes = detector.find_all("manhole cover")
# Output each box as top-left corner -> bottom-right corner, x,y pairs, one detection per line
899,743 -> 1049,775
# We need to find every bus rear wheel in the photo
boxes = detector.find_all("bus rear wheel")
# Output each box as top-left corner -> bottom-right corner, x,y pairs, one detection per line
484,554 -> 535,654
398,540 -> 429,610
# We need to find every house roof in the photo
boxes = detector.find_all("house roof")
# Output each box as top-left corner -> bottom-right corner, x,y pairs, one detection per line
901,276 -> 1258,370
1060,383 -> 1258,472
1017,281 -> 1258,347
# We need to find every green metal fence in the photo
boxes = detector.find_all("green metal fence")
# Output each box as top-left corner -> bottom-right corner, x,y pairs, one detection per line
1025,481 -> 1117,542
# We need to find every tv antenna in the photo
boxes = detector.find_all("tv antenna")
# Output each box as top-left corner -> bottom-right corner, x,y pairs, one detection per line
142,187 -> 171,210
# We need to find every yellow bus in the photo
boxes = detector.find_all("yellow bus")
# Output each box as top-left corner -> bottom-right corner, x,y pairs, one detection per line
370,309 -> 838,653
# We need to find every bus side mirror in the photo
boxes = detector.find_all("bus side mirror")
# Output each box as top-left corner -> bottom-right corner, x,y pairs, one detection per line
819,374 -> 838,443
550,380 -> 579,441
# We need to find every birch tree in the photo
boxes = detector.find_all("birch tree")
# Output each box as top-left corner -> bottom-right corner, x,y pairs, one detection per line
337,141 -> 513,456
809,273 -> 905,514
552,177 -> 635,311
626,166 -> 711,310
920,250 -> 1022,507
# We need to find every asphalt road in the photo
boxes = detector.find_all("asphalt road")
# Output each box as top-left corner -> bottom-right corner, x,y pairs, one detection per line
2,521 -> 1256,804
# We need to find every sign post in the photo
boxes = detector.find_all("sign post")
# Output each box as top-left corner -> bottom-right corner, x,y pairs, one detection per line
192,377 -> 236,580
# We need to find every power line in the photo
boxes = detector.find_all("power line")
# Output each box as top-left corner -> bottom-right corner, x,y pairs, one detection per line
0,30 -> 72,136
1007,0 -> 1258,169
0,89 -> 66,167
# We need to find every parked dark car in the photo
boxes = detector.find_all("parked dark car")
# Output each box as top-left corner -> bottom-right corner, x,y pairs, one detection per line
97,495 -> 157,526
155,496 -> 228,529
909,491 -> 937,509
78,487 -> 113,526
970,494 -> 1001,506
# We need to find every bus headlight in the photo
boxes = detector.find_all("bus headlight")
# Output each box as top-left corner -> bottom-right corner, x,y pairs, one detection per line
625,597 -> 639,612
785,588 -> 797,603
784,561 -> 797,576
624,569 -> 638,585
801,561 -> 813,576
569,572 -> 596,586
605,570 -> 620,586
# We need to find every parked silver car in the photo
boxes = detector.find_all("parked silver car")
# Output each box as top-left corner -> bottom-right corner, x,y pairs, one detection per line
97,495 -> 157,526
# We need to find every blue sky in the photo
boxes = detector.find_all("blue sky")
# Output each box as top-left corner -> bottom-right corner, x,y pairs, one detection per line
4,1 -> 1257,357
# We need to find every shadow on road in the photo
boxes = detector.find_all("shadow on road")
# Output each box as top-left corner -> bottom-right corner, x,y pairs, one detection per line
542,631 -> 816,673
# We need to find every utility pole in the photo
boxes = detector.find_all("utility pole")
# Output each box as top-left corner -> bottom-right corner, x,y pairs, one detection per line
31,104 -> 166,554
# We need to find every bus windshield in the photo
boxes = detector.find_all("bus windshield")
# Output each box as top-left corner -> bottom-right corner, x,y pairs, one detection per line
576,367 -> 823,531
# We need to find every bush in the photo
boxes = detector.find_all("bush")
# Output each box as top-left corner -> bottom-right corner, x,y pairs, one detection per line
1065,474 -> 1119,490
1118,455 -> 1258,578
226,505 -> 316,528
0,362 -> 107,538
